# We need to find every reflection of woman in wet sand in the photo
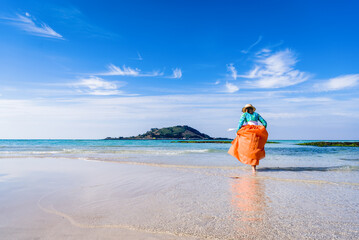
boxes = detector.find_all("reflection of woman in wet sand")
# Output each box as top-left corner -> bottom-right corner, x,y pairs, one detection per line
228,104 -> 268,172
230,175 -> 268,238
230,175 -> 266,222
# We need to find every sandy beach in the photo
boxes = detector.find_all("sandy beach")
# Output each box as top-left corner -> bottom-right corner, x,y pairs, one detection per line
1,140 -> 358,239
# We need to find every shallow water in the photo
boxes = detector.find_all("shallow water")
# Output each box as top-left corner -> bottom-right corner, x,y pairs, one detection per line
0,140 -> 358,239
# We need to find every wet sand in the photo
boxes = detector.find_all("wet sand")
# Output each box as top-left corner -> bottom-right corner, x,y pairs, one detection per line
1,157 -> 358,239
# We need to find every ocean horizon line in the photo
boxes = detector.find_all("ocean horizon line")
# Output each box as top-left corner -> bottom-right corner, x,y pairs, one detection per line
0,139 -> 359,141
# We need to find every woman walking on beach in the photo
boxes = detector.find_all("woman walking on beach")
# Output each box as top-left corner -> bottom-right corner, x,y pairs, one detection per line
228,104 -> 268,172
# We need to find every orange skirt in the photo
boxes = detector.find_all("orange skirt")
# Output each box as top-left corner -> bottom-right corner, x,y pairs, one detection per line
228,125 -> 268,165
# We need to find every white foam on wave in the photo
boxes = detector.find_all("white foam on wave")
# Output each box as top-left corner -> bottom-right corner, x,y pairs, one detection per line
0,148 -> 220,156
0,150 -> 62,154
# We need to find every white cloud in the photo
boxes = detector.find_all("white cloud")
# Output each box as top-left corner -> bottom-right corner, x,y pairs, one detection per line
240,49 -> 309,88
130,52 -> 143,61
315,74 -> 359,91
1,93 -> 358,139
0,13 -> 63,39
1,83 -> 359,140
255,48 -> 271,56
99,64 -> 184,79
225,82 -> 239,93
72,76 -> 123,95
168,68 -> 182,79
100,64 -> 163,77
137,52 -> 143,61
102,64 -> 140,76
241,35 -> 262,54
227,63 -> 237,80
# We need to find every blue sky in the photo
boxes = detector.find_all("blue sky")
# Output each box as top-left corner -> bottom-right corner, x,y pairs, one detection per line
0,0 -> 359,139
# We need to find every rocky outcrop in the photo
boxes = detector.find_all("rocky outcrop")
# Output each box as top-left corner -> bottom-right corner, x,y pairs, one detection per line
105,125 -> 228,140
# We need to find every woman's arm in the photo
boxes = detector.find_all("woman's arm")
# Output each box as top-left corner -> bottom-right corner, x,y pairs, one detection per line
237,113 -> 246,131
258,113 -> 267,128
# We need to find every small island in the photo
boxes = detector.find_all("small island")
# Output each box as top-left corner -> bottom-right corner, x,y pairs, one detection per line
104,126 -> 281,143
296,142 -> 359,147
104,125 -> 231,140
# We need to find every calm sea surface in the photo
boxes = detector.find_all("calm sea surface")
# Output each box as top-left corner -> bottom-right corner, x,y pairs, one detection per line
1,139 -> 358,167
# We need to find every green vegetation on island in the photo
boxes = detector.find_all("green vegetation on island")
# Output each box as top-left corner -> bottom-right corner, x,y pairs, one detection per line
296,142 -> 359,147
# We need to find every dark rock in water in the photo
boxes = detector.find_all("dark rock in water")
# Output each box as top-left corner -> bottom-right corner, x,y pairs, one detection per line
104,125 -> 230,140
296,141 -> 359,147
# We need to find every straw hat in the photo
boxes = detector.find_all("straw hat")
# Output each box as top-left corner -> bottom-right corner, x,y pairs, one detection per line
242,104 -> 256,113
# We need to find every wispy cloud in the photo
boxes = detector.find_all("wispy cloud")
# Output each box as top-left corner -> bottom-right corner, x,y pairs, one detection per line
102,64 -> 140,76
72,76 -> 123,95
255,48 -> 271,56
241,35 -> 262,54
99,64 -> 163,77
0,12 -> 63,39
226,63 -> 238,80
240,48 -> 310,88
167,68 -> 182,79
130,52 -> 143,61
225,82 -> 239,93
315,74 -> 359,91
136,52 -> 143,61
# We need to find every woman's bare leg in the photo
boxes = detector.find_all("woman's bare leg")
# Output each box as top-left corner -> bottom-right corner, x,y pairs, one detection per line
251,165 -> 257,172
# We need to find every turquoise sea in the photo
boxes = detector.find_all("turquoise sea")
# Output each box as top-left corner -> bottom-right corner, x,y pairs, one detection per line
1,139 -> 359,171
2,138 -> 359,184
1,139 -> 359,239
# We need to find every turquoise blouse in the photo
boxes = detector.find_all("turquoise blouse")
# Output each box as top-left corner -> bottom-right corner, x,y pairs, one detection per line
237,112 -> 267,130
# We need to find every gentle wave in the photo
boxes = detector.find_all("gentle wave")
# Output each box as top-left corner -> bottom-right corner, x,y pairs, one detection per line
340,158 -> 359,162
0,151 -> 63,154
0,148 -> 223,156
80,159 -> 359,186
258,165 -> 359,172
80,158 -> 359,173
